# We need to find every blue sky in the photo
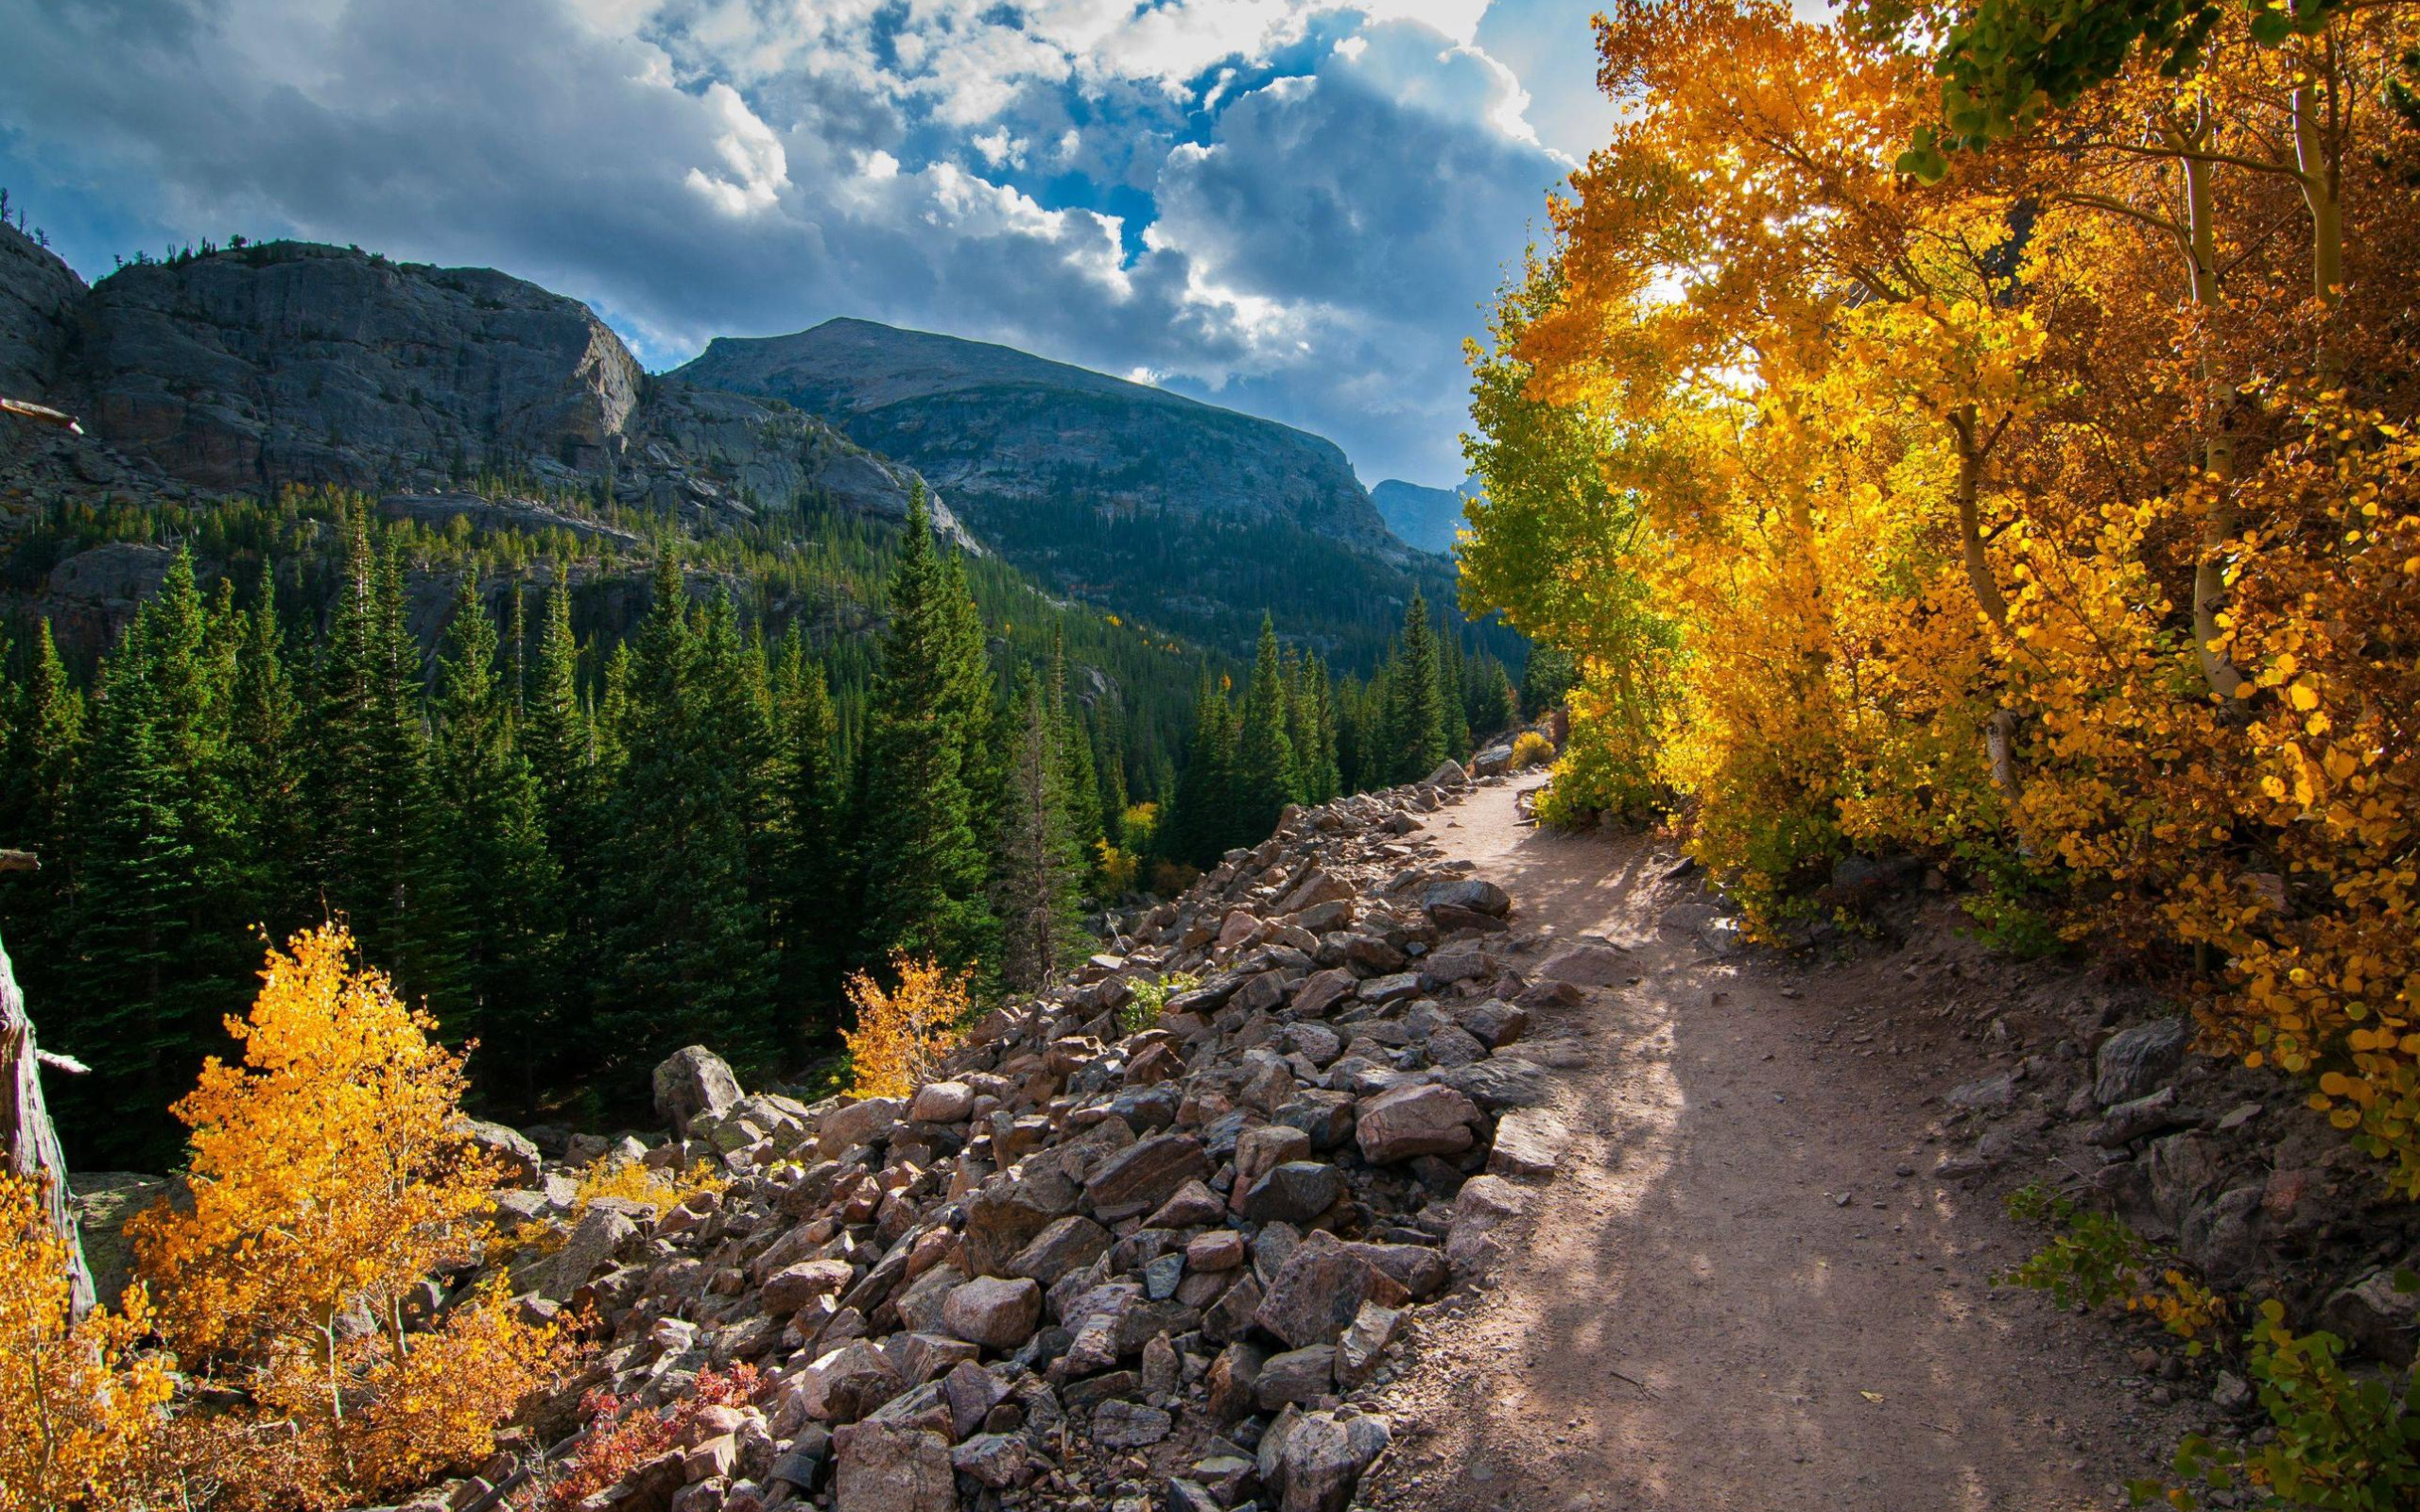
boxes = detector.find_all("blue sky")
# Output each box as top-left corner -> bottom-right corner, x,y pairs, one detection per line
0,0 -> 1623,486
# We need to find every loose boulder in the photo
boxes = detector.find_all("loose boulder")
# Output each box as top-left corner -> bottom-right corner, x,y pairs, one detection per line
942,1276 -> 1043,1351
652,1045 -> 742,1138
1355,1084 -> 1479,1163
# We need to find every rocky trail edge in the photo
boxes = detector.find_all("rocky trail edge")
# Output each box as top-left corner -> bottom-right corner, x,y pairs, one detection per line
1359,775 -> 2202,1512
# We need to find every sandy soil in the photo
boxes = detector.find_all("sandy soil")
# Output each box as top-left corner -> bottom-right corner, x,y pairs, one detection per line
1357,777 -> 2193,1512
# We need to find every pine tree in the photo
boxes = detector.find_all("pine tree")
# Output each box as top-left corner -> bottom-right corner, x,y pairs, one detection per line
0,617 -> 83,963
1281,646 -> 1316,804
60,551 -> 244,1164
1234,616 -> 1297,840
856,491 -> 998,975
773,629 -> 851,1038
1438,615 -> 1473,758
226,564 -> 307,932
430,576 -> 562,1112
595,564 -> 778,1074
996,675 -> 1085,994
1167,676 -> 1236,868
1305,656 -> 1342,803
1047,630 -> 1101,867
1386,591 -> 1449,782
313,528 -> 461,1019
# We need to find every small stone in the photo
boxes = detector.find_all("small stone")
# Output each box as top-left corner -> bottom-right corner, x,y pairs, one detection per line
654,1045 -> 744,1138
1145,1179 -> 1228,1228
1092,1400 -> 1174,1449
1241,1161 -> 1344,1226
1253,1345 -> 1337,1409
1186,1229 -> 1247,1272
1487,1108 -> 1568,1178
1336,1301 -> 1400,1386
834,1421 -> 954,1512
2094,1018 -> 2195,1107
1268,1409 -> 1392,1512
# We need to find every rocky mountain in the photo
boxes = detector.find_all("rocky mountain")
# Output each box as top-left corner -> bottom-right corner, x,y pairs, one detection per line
0,231 -> 972,550
676,320 -> 1482,667
0,225 -> 81,397
1,230 -> 1515,676
1368,480 -> 1475,558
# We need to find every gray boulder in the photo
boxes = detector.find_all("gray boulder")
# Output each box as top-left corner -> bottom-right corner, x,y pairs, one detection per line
652,1044 -> 742,1138
1264,1408 -> 1392,1512
834,1420 -> 954,1512
2094,1018 -> 2195,1107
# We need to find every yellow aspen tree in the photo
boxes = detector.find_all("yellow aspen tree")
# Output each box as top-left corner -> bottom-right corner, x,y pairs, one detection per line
129,923 -> 575,1507
0,1172 -> 173,1510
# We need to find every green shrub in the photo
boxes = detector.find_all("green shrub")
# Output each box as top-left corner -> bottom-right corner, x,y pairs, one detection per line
2132,1297 -> 2420,1511
1118,972 -> 1199,1037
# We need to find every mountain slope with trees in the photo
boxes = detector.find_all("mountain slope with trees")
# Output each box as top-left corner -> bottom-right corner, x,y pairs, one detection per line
675,318 -> 1519,668
0,216 -> 1531,1167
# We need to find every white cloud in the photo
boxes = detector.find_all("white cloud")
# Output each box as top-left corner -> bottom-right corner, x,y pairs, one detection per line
0,0 -> 1615,481
685,81 -> 788,215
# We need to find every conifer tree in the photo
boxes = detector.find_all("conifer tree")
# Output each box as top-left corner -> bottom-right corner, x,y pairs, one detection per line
1047,630 -> 1101,866
996,675 -> 1085,994
1439,615 -> 1473,757
773,629 -> 851,1035
1234,616 -> 1298,839
595,564 -> 777,1073
856,491 -> 997,975
1309,656 -> 1343,803
0,617 -> 82,957
62,552 -> 244,1163
314,529 -> 461,1019
1167,676 -> 1236,867
430,576 -> 561,1110
1281,646 -> 1317,804
1386,591 -> 1449,782
224,565 -> 308,933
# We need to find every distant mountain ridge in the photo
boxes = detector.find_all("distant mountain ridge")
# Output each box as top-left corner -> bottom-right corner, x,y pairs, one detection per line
1,231 -> 1515,673
1371,477 -> 1478,557
672,318 -> 1502,667
677,317 -> 1406,561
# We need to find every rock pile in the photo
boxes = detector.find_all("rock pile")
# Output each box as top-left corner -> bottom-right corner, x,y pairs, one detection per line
440,769 -> 1581,1512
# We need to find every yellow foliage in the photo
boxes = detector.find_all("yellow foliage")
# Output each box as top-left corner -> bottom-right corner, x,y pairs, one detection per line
841,954 -> 970,1099
1096,839 -> 1140,896
1470,0 -> 2420,1177
128,923 -> 579,1508
1509,731 -> 1554,770
0,1172 -> 173,1510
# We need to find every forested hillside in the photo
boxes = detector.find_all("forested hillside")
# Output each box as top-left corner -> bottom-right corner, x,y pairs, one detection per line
677,319 -> 1522,668
1462,0 -> 2420,1188
0,223 -> 1528,1167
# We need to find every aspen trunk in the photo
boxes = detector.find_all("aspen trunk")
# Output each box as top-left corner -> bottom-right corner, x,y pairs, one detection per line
2177,134 -> 2247,701
0,925 -> 96,1321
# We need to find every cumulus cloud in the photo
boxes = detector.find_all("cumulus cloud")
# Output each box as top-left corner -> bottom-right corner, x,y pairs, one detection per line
0,0 -> 1597,483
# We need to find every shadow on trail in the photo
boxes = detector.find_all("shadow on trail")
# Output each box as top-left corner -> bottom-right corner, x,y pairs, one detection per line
1397,791 -> 2104,1512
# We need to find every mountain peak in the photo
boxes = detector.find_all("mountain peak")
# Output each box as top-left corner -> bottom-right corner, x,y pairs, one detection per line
675,316 -> 1439,659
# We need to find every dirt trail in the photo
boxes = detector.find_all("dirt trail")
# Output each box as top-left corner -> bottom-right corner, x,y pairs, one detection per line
1359,777 -> 2176,1512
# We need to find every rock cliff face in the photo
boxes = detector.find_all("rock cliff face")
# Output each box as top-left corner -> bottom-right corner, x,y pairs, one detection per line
66,241 -> 642,490
0,238 -> 970,549
678,319 -> 1404,561
675,319 -> 1469,663
0,223 -> 84,398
